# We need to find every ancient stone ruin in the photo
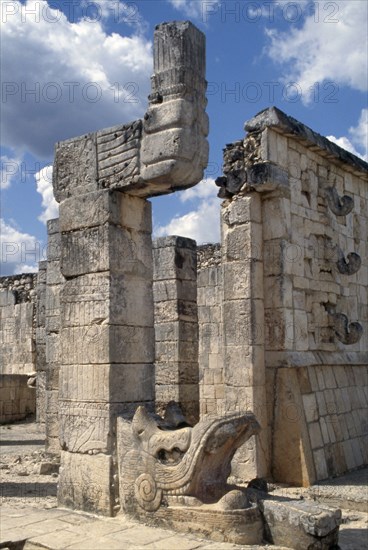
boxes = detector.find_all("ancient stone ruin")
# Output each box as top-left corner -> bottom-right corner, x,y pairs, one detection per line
1,20 -> 367,548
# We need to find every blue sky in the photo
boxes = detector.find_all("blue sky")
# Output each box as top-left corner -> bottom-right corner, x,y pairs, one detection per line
1,0 -> 367,275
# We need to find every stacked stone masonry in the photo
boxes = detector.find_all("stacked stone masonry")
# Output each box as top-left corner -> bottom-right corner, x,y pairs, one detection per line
0,273 -> 37,375
197,244 -> 224,417
216,106 -> 367,485
0,374 -> 35,423
1,95 -> 367,510
44,219 -> 63,453
0,274 -> 38,422
153,236 -> 199,425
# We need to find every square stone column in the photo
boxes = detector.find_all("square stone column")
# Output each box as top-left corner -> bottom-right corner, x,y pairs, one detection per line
221,193 -> 269,480
153,236 -> 199,425
44,219 -> 63,453
56,187 -> 155,515
35,260 -> 47,424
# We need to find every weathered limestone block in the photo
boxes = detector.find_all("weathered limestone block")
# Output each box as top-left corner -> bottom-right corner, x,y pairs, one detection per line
60,224 -> 153,278
61,325 -> 155,365
62,273 -> 153,328
259,498 -> 341,550
153,236 -> 197,280
53,133 -> 98,202
273,368 -> 316,486
59,189 -> 152,233
97,121 -> 142,190
58,451 -> 114,516
59,364 -> 154,404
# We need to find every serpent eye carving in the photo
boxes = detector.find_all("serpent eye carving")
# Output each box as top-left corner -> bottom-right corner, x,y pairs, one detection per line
332,313 -> 363,345
336,249 -> 362,275
325,186 -> 354,216
157,447 -> 185,465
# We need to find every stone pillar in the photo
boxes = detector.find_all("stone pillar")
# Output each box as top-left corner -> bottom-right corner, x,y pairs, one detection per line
197,244 -> 224,417
45,219 -> 63,453
51,20 -> 208,516
221,193 -> 269,480
153,236 -> 199,425
56,188 -> 154,515
35,260 -> 47,424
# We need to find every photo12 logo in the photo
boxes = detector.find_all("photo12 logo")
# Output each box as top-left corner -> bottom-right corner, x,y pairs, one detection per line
201,2 -> 340,24
1,1 -> 140,24
1,81 -> 140,104
207,81 -> 339,104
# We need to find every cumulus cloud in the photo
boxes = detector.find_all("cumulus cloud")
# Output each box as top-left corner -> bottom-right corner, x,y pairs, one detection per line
155,179 -> 221,244
35,165 -> 59,224
0,219 -> 45,275
0,155 -> 22,189
265,1 -> 368,104
1,0 -> 152,159
327,108 -> 368,161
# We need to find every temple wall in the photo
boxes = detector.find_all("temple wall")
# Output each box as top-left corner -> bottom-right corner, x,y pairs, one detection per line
259,126 -> 368,485
215,108 -> 367,484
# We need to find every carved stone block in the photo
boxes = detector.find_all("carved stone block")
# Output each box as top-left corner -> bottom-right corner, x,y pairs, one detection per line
53,134 -> 98,202
58,451 -> 114,516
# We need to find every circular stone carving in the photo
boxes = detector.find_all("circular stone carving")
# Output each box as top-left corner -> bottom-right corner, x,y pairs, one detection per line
134,474 -> 162,512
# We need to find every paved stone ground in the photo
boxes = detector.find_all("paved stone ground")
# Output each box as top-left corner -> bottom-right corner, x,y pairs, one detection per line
1,421 -> 367,549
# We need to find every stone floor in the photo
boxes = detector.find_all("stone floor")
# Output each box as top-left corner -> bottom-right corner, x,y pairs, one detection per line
0,421 -> 367,549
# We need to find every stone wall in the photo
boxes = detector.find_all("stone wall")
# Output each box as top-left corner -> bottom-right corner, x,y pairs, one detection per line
0,274 -> 38,375
0,274 -> 38,423
0,374 -> 36,423
217,107 -> 368,485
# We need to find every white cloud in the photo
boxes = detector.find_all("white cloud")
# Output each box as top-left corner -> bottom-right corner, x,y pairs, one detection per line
0,219 -> 45,275
327,108 -> 368,161
350,108 -> 368,159
265,1 -> 368,104
1,0 -> 152,159
155,178 -> 221,244
168,0 -> 220,21
35,165 -> 59,224
0,155 -> 22,189
179,178 -> 219,202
